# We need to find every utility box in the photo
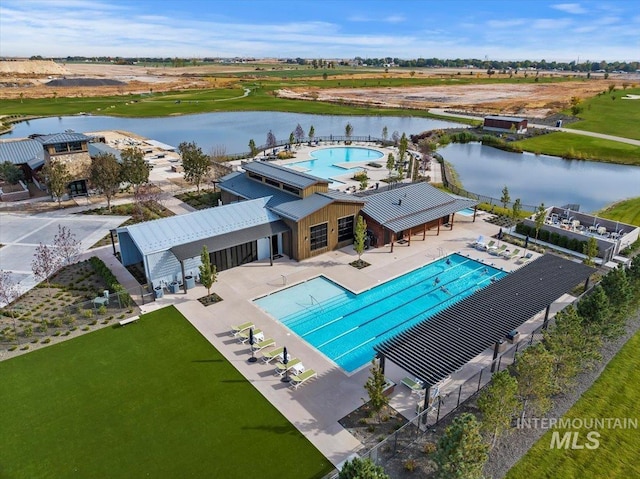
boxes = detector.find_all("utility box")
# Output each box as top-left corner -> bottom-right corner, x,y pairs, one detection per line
506,330 -> 520,344
496,339 -> 507,353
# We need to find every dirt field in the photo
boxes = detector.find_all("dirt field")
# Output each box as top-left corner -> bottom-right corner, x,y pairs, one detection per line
0,60 -> 632,117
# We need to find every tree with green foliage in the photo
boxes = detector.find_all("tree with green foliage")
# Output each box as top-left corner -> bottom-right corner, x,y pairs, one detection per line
381,126 -> 388,143
386,153 -> 395,179
42,161 -> 71,206
576,285 -> 612,338
543,306 -> 601,392
500,186 -> 511,209
628,255 -> 640,283
198,245 -> 217,297
345,122 -> 353,141
398,133 -> 408,178
288,131 -> 295,146
533,203 -> 546,242
363,359 -> 389,422
477,370 -> 520,447
308,125 -> 315,143
89,153 -> 121,211
515,343 -> 556,418
339,457 -> 389,479
0,161 -> 24,184
434,413 -> 489,479
120,147 -> 150,199
511,198 -> 522,223
178,141 -> 210,193
600,266 -> 632,316
248,139 -> 257,157
353,215 -> 367,263
583,236 -> 598,266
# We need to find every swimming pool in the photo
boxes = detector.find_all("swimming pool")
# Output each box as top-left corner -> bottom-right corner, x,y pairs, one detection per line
288,147 -> 383,183
457,208 -> 476,217
253,254 -> 507,372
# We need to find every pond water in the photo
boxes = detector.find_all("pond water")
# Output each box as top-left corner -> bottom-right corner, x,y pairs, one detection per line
2,112 -> 460,154
439,142 -> 640,213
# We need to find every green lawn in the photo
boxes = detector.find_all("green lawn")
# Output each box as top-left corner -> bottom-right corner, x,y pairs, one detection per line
514,132 -> 640,165
596,197 -> 640,227
506,330 -> 640,479
0,307 -> 332,479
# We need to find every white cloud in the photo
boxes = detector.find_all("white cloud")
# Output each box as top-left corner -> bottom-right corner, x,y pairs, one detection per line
552,3 -> 587,14
531,18 -> 573,30
486,19 -> 527,28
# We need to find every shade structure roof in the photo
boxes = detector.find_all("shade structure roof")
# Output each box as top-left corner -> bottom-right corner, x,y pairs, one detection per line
374,254 -> 594,387
361,182 -> 478,233
124,197 -> 283,255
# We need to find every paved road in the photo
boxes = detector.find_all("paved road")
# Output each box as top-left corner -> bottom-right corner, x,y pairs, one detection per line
429,108 -> 640,146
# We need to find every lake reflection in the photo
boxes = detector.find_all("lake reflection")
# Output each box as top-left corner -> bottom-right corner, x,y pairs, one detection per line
2,112 -> 460,154
439,143 -> 640,213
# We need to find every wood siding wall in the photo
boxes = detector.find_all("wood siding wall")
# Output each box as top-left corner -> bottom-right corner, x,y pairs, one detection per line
301,183 -> 329,198
361,213 -> 448,248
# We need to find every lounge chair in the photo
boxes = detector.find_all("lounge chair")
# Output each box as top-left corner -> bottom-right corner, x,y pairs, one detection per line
483,240 -> 496,251
502,248 -> 520,259
261,346 -> 285,363
289,369 -> 317,390
401,377 -> 425,395
252,338 -> 276,352
274,358 -> 302,377
490,244 -> 507,256
515,252 -> 533,265
231,321 -> 254,336
469,236 -> 484,248
236,329 -> 263,344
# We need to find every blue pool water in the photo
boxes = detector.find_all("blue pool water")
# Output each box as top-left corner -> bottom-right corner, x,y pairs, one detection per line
254,254 -> 507,372
288,147 -> 384,183
457,208 -> 476,217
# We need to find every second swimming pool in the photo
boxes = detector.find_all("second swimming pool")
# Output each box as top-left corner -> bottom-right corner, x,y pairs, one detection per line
253,254 -> 507,372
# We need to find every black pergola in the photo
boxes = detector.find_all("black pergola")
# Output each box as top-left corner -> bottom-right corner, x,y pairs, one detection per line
375,254 -> 594,391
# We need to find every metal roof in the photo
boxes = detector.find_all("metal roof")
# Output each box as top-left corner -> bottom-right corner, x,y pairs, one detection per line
361,182 -> 478,233
34,132 -> 92,145
124,197 -> 281,255
375,254 -> 594,387
88,143 -> 122,162
170,220 -> 289,261
242,161 -> 329,189
484,115 -> 526,123
145,139 -> 176,151
219,171 -> 297,207
0,139 -> 44,166
269,194 -> 335,221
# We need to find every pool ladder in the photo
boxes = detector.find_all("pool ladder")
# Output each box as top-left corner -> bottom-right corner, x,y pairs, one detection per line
309,295 -> 326,314
437,247 -> 446,258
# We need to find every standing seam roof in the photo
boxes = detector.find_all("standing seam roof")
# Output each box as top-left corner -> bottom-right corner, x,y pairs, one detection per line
242,161 -> 329,188
0,139 -> 44,166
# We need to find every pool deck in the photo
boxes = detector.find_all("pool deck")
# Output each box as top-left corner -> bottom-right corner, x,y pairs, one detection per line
139,214 -> 564,467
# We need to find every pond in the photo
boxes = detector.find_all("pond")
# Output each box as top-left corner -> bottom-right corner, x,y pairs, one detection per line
2,112 -> 461,154
439,142 -> 640,213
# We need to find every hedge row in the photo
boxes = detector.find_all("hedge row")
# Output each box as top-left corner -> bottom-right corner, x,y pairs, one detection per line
515,223 -> 590,254
89,256 -> 132,307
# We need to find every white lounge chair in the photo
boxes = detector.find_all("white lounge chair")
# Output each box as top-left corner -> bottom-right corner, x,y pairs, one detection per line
274,358 -> 303,377
401,377 -> 424,395
289,369 -> 317,390
261,346 -> 285,363
236,329 -> 263,344
252,338 -> 276,352
231,321 -> 254,336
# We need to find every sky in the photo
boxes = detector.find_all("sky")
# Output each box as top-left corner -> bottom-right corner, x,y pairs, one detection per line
1,0 -> 638,62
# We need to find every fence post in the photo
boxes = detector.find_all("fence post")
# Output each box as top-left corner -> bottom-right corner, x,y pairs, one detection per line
456,385 -> 462,407
477,369 -> 483,392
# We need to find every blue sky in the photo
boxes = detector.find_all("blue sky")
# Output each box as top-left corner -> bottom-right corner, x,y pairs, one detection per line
1,0 -> 638,62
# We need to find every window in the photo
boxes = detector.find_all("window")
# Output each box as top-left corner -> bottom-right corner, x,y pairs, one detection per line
69,142 -> 83,152
54,143 -> 67,153
310,223 -> 328,251
264,178 -> 280,188
282,184 -> 300,196
337,215 -> 355,242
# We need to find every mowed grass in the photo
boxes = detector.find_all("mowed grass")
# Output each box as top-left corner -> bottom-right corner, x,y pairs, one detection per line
565,87 -> 640,140
514,132 -> 640,165
596,197 -> 640,226
506,330 -> 640,479
0,306 -> 332,479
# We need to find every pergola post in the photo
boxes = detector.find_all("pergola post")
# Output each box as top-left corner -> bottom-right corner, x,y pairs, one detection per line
473,206 -> 477,222
109,229 -> 117,256
450,214 -> 455,230
423,223 -> 427,240
408,231 -> 411,246
268,235 -> 273,266
542,304 -> 551,330
390,229 -> 394,253
490,341 -> 502,372
422,385 -> 431,418
377,354 -> 385,374
437,219 -> 441,236
180,260 -> 187,294
584,276 -> 590,291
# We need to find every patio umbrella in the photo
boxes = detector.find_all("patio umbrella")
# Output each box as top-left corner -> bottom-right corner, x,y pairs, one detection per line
248,327 -> 257,363
281,346 -> 290,383
497,228 -> 503,240
524,235 -> 529,252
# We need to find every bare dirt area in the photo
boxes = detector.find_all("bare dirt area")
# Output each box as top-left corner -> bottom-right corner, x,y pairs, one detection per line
278,81 -> 609,118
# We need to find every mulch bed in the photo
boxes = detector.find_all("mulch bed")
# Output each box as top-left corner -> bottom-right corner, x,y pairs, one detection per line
197,293 -> 223,307
349,259 -> 371,269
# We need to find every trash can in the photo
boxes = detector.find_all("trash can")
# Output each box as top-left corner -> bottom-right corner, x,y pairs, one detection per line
556,120 -> 563,128
185,275 -> 196,290
169,281 -> 180,294
154,286 -> 164,299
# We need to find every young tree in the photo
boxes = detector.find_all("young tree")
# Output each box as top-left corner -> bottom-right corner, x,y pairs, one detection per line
514,343 -> 556,418
210,144 -> 228,164
477,370 -> 520,447
398,133 -> 408,178
89,152 -> 121,211
31,243 -> 61,296
345,122 -> 353,141
53,225 -> 81,267
434,413 -> 489,479
294,123 -> 305,143
178,141 -> 210,193
339,457 -> 389,479
381,126 -> 388,143
198,245 -> 217,297
577,285 -> 614,338
511,198 -> 522,223
600,266 -> 632,316
248,139 -> 257,156
120,147 -> 150,199
308,125 -> 315,143
288,131 -> 295,146
42,161 -> 71,206
363,359 -> 389,422
391,130 -> 400,146
583,236 -> 598,266
265,130 -> 277,149
418,138 -> 434,175
500,186 -> 511,209
386,153 -> 395,178
533,203 -> 546,242
353,215 -> 367,263
0,270 -> 19,310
